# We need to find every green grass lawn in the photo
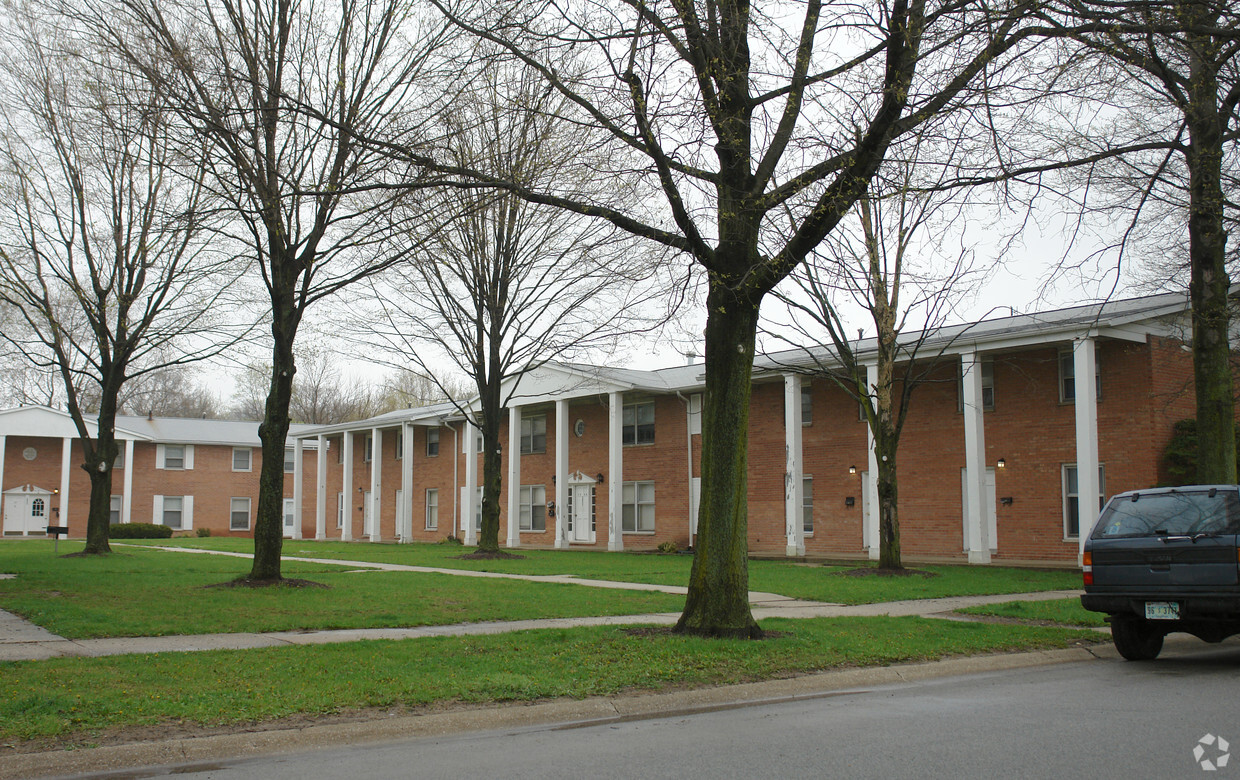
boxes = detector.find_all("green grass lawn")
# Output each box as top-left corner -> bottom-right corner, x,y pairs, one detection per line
123,537 -> 1083,604
0,542 -> 683,639
0,616 -> 1096,745
956,597 -> 1108,627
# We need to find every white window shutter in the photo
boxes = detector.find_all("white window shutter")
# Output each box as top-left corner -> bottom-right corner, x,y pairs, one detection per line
155,445 -> 166,470
184,445 -> 195,470
153,495 -> 164,524
183,495 -> 194,529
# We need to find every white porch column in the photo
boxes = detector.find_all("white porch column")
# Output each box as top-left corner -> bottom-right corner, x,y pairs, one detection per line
401,422 -> 413,542
865,363 -> 880,560
783,373 -> 805,557
464,420 -> 478,545
507,406 -> 522,548
607,391 -> 624,551
121,439 -> 134,524
962,351 -> 991,563
554,399 -> 569,549
59,437 -> 71,529
1074,337 -> 1100,558
292,438 -> 304,539
341,432 -> 354,541
315,434 -> 327,539
369,427 -> 382,542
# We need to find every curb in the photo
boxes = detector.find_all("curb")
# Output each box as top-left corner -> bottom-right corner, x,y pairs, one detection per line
1,642 -> 1114,780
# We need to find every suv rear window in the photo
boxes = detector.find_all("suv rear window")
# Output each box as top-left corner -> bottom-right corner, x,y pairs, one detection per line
1092,490 -> 1240,539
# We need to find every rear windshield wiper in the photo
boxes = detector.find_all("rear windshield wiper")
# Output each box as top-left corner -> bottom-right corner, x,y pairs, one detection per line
1156,530 -> 1223,543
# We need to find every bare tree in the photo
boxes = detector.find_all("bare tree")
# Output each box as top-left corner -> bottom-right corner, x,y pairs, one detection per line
767,146 -> 989,570
408,0 -> 1057,636
376,368 -> 470,410
362,60 -> 678,556
0,11 -> 242,553
1038,1 -> 1240,483
87,0 -> 452,580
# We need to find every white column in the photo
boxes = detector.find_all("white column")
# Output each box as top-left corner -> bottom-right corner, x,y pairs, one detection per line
464,420 -> 478,546
315,434 -> 327,539
292,438 -> 304,539
784,373 -> 805,557
554,399 -> 569,549
962,351 -> 991,563
401,422 -> 413,542
59,437 -> 71,529
607,391 -> 624,551
370,427 -> 382,542
1074,337 -> 1100,559
506,406 -> 522,548
122,439 -> 134,524
865,363 -> 880,560
341,432 -> 354,541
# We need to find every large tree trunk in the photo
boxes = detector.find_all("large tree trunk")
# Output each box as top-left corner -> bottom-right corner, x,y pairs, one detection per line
675,283 -> 762,639
1184,16 -> 1235,485
876,447 -> 901,570
476,372 -> 504,553
81,399 -> 119,555
250,297 -> 300,581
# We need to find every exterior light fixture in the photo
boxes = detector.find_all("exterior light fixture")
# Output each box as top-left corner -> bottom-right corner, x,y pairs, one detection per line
997,458 -> 1006,469
848,465 -> 857,475
596,473 -> 605,483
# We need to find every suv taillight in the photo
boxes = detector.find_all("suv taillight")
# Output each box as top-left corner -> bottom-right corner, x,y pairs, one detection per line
1083,551 -> 1093,586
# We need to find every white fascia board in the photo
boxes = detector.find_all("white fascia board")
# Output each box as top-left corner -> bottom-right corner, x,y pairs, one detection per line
501,364 -> 636,407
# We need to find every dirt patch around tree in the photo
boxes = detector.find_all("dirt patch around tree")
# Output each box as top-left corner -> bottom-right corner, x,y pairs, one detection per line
454,551 -> 526,561
202,577 -> 328,590
621,626 -> 789,641
835,567 -> 936,578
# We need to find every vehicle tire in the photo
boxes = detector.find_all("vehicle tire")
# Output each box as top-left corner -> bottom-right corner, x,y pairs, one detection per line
1111,616 -> 1164,661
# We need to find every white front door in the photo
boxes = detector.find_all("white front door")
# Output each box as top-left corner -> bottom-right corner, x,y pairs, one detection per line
283,498 -> 296,538
3,491 -> 51,536
363,491 -> 374,537
569,483 -> 594,543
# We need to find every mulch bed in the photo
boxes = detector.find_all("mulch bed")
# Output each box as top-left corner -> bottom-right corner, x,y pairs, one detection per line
202,577 -> 328,590
835,567 -> 936,578
621,626 -> 789,640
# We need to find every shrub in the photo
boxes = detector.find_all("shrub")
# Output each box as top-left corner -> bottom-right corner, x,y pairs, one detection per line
656,541 -> 679,554
439,535 -> 464,545
108,523 -> 173,539
196,528 -> 211,538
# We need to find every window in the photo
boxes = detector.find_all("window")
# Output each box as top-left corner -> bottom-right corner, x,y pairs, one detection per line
31,498 -> 44,518
425,489 -> 439,530
336,438 -> 343,464
163,496 -> 184,529
801,383 -> 813,426
622,481 -> 655,532
230,497 -> 251,531
1063,464 -> 1106,538
109,495 -> 122,525
622,403 -> 655,446
958,360 -> 994,412
1059,349 -> 1102,403
364,435 -> 373,462
114,451 -> 125,470
519,485 -> 547,531
283,498 -> 295,531
426,427 -> 440,457
164,444 -> 185,470
521,415 -> 547,455
394,431 -> 403,460
803,476 -> 814,535
284,448 -> 296,473
688,394 -> 702,435
232,447 -> 252,472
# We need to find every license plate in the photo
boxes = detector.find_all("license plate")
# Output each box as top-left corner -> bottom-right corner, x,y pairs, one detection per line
1145,602 -> 1180,620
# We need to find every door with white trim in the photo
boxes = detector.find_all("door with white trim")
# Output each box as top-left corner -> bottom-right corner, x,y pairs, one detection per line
568,483 -> 595,544
3,488 -> 52,536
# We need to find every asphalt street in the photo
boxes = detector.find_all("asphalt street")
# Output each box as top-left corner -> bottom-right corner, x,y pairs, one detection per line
69,640 -> 1240,780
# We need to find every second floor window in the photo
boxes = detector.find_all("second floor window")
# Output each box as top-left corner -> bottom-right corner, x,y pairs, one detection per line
521,415 -> 547,454
623,402 -> 655,446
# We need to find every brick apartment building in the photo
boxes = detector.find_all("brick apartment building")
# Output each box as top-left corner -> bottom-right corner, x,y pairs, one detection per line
0,292 -> 1212,564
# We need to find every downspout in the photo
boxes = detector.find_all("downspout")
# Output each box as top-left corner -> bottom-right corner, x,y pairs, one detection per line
675,391 -> 695,549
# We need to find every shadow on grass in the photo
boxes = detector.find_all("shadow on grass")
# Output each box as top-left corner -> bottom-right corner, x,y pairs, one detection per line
203,577 -> 329,590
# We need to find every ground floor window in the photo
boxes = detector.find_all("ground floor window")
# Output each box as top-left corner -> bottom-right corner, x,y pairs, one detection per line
230,497 -> 251,531
283,498 -> 295,531
162,496 -> 183,529
1064,464 -> 1106,538
426,489 -> 438,530
622,481 -> 655,532
109,495 -> 122,525
520,485 -> 546,531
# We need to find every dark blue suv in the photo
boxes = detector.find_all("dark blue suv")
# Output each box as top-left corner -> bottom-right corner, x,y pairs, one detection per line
1081,485 -> 1240,660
